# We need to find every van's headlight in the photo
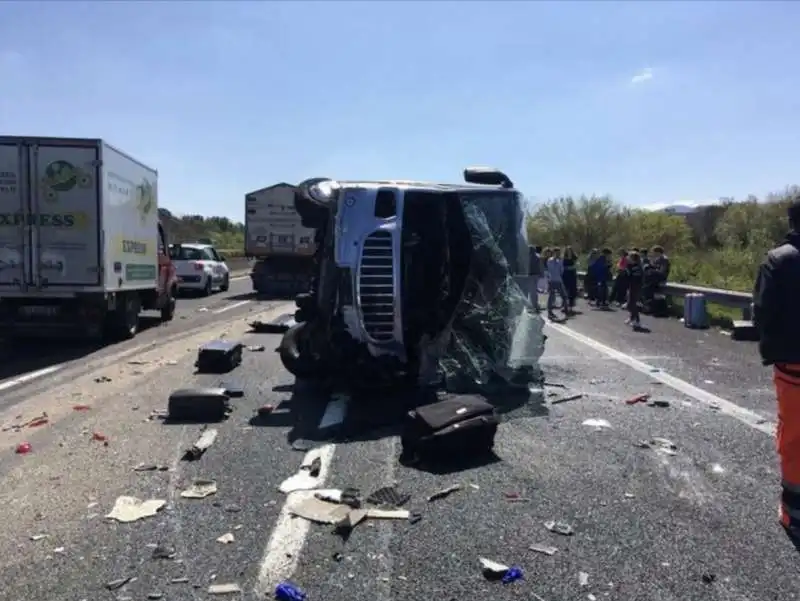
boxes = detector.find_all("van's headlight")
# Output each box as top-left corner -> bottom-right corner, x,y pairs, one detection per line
299,177 -> 340,206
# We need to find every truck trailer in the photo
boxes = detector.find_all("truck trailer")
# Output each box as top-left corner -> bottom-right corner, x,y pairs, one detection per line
245,183 -> 316,297
0,136 -> 178,339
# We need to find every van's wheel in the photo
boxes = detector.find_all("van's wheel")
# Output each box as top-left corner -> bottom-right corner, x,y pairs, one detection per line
278,322 -> 320,379
202,277 -> 212,297
220,274 -> 230,292
106,294 -> 140,340
161,286 -> 176,322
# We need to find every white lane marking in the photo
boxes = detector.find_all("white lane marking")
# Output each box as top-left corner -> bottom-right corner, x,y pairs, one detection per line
0,365 -> 63,392
255,392 -> 350,596
318,394 -> 349,430
212,300 -> 251,314
546,322 -> 776,436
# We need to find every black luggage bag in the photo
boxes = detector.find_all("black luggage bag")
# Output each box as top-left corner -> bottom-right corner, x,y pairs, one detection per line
168,388 -> 231,422
196,340 -> 243,373
401,396 -> 498,463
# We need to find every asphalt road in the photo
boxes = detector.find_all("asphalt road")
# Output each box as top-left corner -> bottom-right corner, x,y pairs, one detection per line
0,294 -> 794,601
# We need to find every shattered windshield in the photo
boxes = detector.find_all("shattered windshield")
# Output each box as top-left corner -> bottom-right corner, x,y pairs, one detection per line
421,189 -> 545,395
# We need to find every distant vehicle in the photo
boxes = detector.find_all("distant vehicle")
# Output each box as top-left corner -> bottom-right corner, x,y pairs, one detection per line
244,183 -> 316,297
0,135 -> 177,340
169,242 -> 230,296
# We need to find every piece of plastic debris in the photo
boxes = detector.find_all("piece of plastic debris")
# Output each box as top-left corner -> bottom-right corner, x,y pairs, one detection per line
528,543 -> 558,555
180,479 -> 218,499
106,496 -> 166,523
147,593 -> 164,600
544,520 -> 574,536
650,438 -> 677,455
480,557 -> 509,578
279,455 -> 324,493
94,376 -> 112,383
365,508 -> 410,520
648,400 -> 670,408
92,432 -> 109,443
30,534 -> 48,541
53,546 -> 65,553
184,428 -> 218,460
625,394 -> 650,405
15,442 -> 32,454
710,463 -> 725,474
502,566 -> 524,584
170,577 -> 189,584
246,345 -> 266,352
72,404 -> 91,411
106,576 -> 135,590
216,533 -> 235,544
545,381 -> 567,388
275,581 -> 307,601
27,417 -> 49,428
701,573 -> 716,584
427,484 -> 461,502
582,418 -> 611,429
152,544 -> 177,559
551,394 -> 583,405
314,488 -> 361,508
289,497 -> 352,524
208,582 -> 242,594
134,463 -> 169,472
579,571 -> 589,586
366,486 -> 410,508
624,493 -> 635,499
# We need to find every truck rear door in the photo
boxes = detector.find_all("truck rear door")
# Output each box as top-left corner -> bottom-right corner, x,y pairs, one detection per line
0,141 -> 27,290
29,140 -> 102,288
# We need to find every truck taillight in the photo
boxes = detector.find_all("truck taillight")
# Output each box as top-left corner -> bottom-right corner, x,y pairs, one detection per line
193,262 -> 204,271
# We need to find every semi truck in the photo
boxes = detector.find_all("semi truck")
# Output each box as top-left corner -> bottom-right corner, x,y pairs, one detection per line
0,136 -> 178,339
245,183 -> 316,296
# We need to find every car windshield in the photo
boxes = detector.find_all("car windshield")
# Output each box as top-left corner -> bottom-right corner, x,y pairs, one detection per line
172,246 -> 205,261
460,190 -> 528,274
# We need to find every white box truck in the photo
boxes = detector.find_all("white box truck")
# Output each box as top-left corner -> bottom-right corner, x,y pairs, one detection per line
245,183 -> 316,296
0,136 -> 178,339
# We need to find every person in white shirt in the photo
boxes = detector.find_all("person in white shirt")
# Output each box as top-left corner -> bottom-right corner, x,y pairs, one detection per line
546,247 -> 569,318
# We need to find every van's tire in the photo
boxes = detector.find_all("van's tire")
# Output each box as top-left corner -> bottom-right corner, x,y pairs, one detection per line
220,274 -> 230,292
202,277 -> 212,297
161,286 -> 176,322
278,322 -> 319,380
106,294 -> 140,341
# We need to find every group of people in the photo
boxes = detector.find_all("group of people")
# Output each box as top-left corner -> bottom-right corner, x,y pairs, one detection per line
528,244 -> 671,328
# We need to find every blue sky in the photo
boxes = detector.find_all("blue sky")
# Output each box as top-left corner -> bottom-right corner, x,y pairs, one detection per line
1,1 -> 799,221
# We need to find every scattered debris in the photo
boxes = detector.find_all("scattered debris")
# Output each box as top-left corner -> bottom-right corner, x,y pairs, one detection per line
544,381 -> 567,388
505,492 -> 530,502
133,463 -> 169,472
315,488 -> 361,508
289,497 -> 352,524
30,534 -> 48,542
275,581 -> 307,601
579,571 -> 590,587
181,479 -> 218,499
184,428 -> 218,460
152,544 -> 177,559
147,593 -> 164,600
427,484 -> 461,502
367,486 -> 410,507
624,493 -> 636,499
106,576 -> 136,590
625,394 -> 650,405
106,496 -> 166,523
91,432 -> 109,445
15,442 -> 32,455
94,376 -> 112,383
648,400 -> 670,408
196,340 -> 243,373
366,508 -> 410,520
208,582 -> 242,595
710,463 -> 725,474
246,345 -> 266,352
551,394 -> 583,405
128,360 -> 148,365
27,416 -> 49,428
650,438 -> 678,456
582,418 -> 611,429
168,388 -> 231,422
220,382 -> 244,398
704,380 -> 714,385
279,455 -> 323,493
291,439 -> 313,452
544,520 -> 574,536
333,508 -> 369,535
529,543 -> 558,555
701,573 -> 716,584
479,558 -> 524,583
250,320 -> 291,334
72,404 -> 91,411
170,577 -> 189,584
216,533 -> 235,544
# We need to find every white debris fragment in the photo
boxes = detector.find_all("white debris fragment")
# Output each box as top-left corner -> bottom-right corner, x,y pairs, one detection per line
180,480 -> 218,499
479,557 -> 509,575
582,418 -> 612,429
216,533 -> 235,544
579,571 -> 589,586
710,463 -> 725,474
208,582 -> 241,594
106,496 -> 166,523
30,534 -> 48,541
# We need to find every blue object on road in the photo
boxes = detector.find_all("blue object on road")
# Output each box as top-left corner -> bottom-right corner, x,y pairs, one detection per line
683,293 -> 709,329
275,581 -> 307,601
502,566 -> 524,583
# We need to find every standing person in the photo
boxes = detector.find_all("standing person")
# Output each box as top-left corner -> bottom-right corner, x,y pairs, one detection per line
562,246 -> 579,311
752,197 -> 800,535
528,244 -> 543,312
590,248 -> 612,307
624,251 -> 644,328
546,247 -> 569,320
585,249 -> 599,304
611,248 -> 629,306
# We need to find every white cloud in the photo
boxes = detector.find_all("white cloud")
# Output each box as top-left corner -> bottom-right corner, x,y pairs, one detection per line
630,67 -> 653,85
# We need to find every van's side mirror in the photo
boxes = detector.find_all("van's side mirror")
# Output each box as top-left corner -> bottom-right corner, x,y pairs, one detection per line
219,255 -> 227,262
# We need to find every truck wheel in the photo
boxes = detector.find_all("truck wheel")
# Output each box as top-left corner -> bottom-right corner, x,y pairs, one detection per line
106,294 -> 140,340
278,322 -> 320,380
220,274 -> 230,292
161,286 -> 176,322
202,277 -> 212,297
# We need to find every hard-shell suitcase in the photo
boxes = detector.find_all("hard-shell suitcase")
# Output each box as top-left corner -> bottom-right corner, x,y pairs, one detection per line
683,293 -> 709,329
401,395 -> 498,462
168,388 -> 230,422
196,340 -> 243,373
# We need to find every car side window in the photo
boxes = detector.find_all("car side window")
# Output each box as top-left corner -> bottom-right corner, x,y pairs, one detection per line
202,248 -> 217,262
210,248 -> 223,262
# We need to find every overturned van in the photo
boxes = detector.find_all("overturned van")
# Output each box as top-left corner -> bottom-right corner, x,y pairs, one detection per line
278,167 -> 546,393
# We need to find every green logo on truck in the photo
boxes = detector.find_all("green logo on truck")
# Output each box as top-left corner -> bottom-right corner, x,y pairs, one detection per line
136,179 -> 155,223
42,160 -> 93,201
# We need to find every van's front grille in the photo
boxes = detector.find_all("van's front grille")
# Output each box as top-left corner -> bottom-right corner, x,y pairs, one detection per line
358,230 -> 395,342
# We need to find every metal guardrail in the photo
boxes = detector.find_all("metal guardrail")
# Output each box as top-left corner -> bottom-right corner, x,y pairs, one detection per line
576,271 -> 754,320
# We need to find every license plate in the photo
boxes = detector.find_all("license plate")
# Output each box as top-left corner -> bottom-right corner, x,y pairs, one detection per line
20,305 -> 59,317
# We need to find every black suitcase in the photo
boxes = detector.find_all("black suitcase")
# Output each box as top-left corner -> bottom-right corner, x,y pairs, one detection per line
401,396 -> 498,463
196,340 -> 243,373
168,388 -> 230,422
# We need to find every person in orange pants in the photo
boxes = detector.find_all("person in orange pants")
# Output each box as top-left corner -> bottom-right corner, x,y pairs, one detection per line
753,197 -> 800,533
